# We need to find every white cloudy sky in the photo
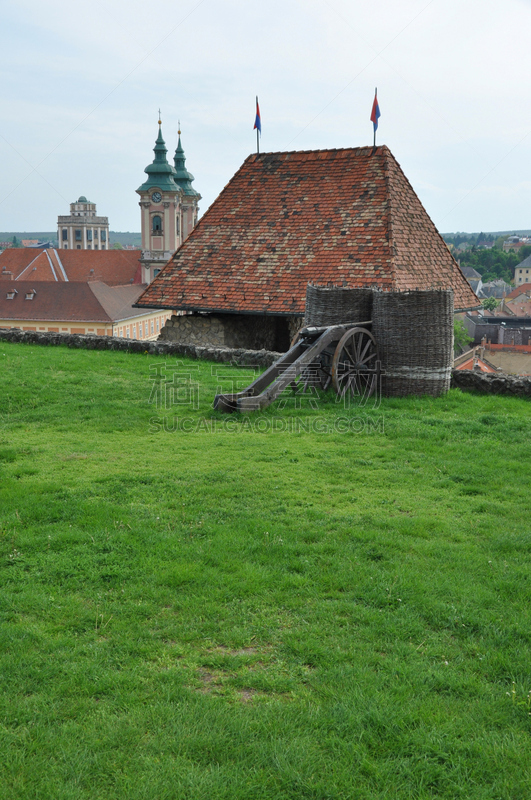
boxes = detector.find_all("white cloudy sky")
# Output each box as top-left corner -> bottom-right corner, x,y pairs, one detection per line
1,0 -> 531,234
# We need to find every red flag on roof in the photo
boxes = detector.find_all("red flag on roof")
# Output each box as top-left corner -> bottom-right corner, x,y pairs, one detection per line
253,97 -> 261,134
370,91 -> 381,132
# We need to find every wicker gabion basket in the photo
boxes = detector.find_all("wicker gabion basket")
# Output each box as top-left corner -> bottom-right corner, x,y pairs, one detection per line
304,284 -> 373,326
372,289 -> 454,397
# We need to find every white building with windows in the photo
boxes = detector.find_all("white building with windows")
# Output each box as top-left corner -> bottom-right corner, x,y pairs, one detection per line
57,196 -> 110,250
514,253 -> 531,284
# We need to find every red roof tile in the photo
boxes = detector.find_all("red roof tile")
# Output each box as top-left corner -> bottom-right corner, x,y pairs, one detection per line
0,249 -> 141,285
455,357 -> 497,373
136,146 -> 479,314
506,283 -> 531,300
505,298 -> 531,317
0,281 -> 149,324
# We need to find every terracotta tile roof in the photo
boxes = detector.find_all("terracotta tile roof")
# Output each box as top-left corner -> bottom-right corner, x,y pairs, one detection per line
136,146 -> 479,314
455,357 -> 497,373
0,249 -> 141,285
505,298 -> 531,317
0,281 -> 148,324
506,283 -> 531,300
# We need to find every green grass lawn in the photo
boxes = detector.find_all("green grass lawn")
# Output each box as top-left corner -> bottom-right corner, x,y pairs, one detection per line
1,342 -> 531,799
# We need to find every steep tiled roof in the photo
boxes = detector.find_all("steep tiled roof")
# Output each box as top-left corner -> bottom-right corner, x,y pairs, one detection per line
0,249 -> 141,285
0,281 -> 148,323
136,146 -> 479,314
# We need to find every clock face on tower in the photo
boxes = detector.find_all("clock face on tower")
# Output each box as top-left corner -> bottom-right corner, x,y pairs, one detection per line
151,192 -> 162,203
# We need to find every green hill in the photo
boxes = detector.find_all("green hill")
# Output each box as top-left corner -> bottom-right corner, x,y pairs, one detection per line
0,232 -> 141,248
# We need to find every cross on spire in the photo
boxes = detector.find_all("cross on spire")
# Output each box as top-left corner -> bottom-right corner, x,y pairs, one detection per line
158,109 -> 162,124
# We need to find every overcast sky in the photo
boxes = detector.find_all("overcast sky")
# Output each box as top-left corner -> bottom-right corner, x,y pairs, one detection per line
1,0 -> 530,235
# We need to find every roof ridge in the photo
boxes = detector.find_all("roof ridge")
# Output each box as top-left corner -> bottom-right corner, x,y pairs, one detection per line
45,250 -> 60,281
386,148 -> 464,273
381,148 -> 397,288
86,282 -> 117,322
53,249 -> 68,281
383,149 -> 478,310
247,145 -> 388,159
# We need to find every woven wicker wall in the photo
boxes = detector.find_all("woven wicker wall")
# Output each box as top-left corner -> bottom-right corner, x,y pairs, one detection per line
372,289 -> 454,397
304,284 -> 373,326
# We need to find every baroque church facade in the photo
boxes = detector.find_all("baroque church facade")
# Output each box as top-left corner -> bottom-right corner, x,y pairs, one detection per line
136,121 -> 200,285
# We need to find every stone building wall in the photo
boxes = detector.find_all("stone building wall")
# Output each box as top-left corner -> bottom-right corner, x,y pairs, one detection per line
159,313 -> 303,352
498,326 -> 524,346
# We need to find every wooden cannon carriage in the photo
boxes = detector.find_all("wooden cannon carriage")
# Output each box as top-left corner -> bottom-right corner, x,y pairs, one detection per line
214,322 -> 380,413
214,284 -> 455,412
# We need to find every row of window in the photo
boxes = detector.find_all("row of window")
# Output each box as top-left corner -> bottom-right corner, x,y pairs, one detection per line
62,244 -> 106,250
14,326 -> 109,335
5,290 -> 37,300
62,229 -> 107,242
117,315 -> 169,340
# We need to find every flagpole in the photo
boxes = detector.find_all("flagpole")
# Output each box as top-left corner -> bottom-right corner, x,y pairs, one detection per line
373,88 -> 377,147
256,96 -> 260,154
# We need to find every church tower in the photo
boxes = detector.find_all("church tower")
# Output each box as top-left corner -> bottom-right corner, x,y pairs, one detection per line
137,119 -> 200,284
173,130 -> 201,243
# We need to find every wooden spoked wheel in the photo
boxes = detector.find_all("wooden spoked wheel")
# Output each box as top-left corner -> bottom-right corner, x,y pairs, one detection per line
331,327 -> 379,400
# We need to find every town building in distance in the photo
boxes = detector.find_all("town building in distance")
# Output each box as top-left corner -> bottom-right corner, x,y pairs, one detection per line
57,196 -> 110,250
0,280 -> 171,340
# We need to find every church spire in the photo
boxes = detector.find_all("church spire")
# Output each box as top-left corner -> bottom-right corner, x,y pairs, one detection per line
137,119 -> 178,193
173,127 -> 200,197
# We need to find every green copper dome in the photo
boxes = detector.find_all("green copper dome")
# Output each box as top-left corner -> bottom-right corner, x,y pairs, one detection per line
137,124 -> 179,194
173,135 -> 200,197
77,195 -> 88,203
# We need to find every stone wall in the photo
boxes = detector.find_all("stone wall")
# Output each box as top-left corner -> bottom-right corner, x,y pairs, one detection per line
3,327 -> 529,399
451,369 -> 531,397
0,328 -> 281,368
160,313 -> 303,352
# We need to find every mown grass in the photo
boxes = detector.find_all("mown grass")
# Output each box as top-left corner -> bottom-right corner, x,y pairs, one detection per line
1,342 -> 531,799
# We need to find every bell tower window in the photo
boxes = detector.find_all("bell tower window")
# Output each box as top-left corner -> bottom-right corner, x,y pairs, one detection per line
152,215 -> 162,233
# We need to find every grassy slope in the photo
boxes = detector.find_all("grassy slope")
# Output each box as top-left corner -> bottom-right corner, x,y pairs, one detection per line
1,343 -> 531,799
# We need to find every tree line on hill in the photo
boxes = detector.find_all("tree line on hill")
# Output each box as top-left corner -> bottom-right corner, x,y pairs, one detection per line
0,232 -> 142,249
442,231 -> 531,283
457,245 -> 531,284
